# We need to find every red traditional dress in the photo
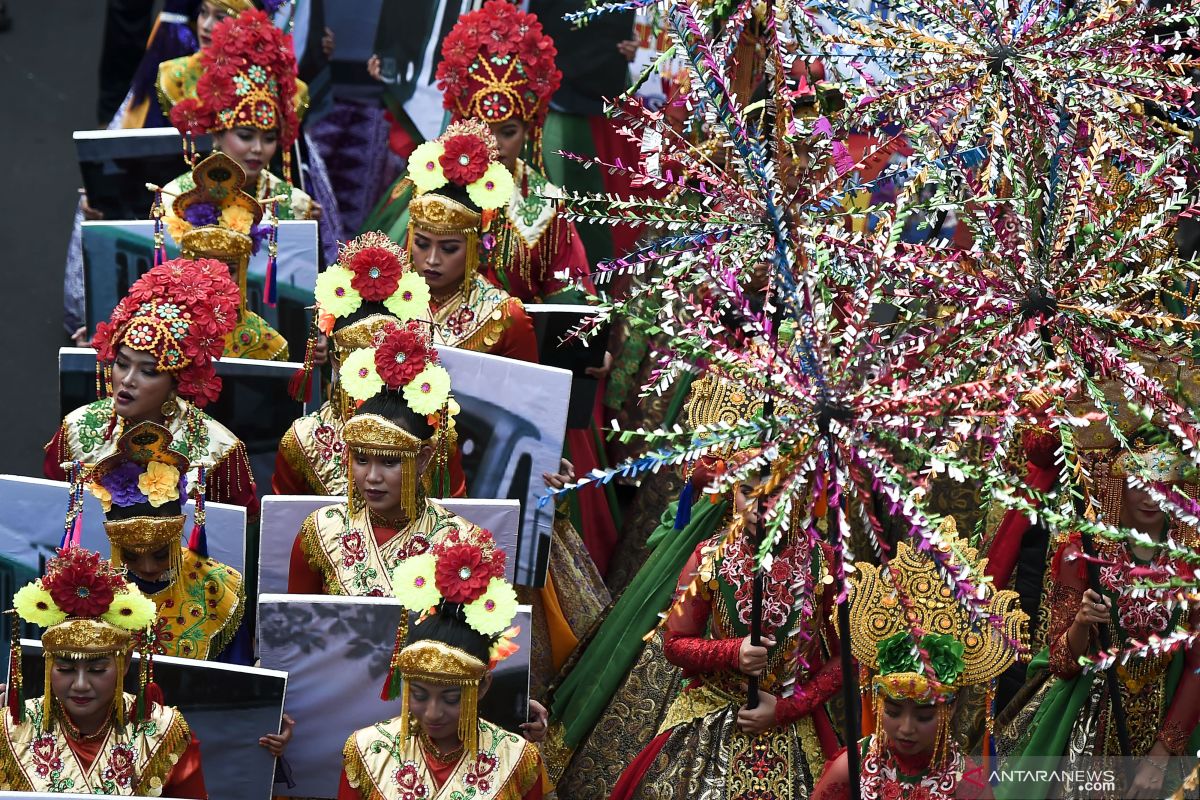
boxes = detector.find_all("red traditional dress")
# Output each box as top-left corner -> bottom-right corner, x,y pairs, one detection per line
610,533 -> 842,799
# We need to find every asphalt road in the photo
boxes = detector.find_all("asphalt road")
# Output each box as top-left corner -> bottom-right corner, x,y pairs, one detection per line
0,0 -> 105,474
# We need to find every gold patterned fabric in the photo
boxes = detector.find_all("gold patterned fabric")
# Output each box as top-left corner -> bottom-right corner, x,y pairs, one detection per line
0,695 -> 190,795
141,547 -> 245,661
546,516 -> 609,643
341,716 -> 540,800
278,402 -> 349,495
548,631 -> 683,798
60,398 -> 243,496
298,500 -> 481,596
431,275 -> 524,354
41,621 -> 130,659
409,194 -> 482,235
624,703 -> 820,800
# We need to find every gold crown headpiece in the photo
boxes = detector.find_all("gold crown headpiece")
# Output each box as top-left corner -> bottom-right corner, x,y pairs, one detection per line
343,414 -> 425,457
408,194 -> 483,237
87,422 -> 198,581
849,518 -> 1027,767
165,153 -> 264,304
395,640 -> 488,754
1065,346 -> 1200,451
850,518 -> 1028,695
1111,439 -> 1189,484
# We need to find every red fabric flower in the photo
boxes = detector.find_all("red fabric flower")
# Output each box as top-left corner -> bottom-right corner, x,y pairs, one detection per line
439,134 -> 491,185
434,544 -> 493,604
177,369 -> 222,407
168,98 -> 208,137
42,549 -> 122,618
375,326 -> 428,388
436,0 -> 559,124
98,258 -> 238,403
348,246 -> 403,301
177,10 -> 300,150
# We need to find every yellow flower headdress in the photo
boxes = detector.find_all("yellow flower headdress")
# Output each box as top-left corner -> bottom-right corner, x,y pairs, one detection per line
86,422 -> 211,603
288,233 -> 432,406
10,547 -> 158,731
383,528 -> 518,754
406,119 -> 515,295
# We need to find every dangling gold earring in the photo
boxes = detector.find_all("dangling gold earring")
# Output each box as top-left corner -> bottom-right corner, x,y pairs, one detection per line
161,394 -> 178,420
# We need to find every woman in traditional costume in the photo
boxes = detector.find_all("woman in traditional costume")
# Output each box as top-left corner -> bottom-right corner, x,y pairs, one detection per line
400,118 -> 537,361
340,536 -> 542,799
45,258 -> 260,518
159,9 -> 316,358
287,322 -> 486,596
397,43 -> 620,576
163,9 -> 318,248
87,421 -> 247,664
273,232 -> 466,497
63,0 -> 255,341
607,459 -> 843,800
404,121 -> 613,629
363,0 -> 589,305
997,436 -> 1200,799
0,547 -> 206,796
811,519 -> 1028,800
546,378 -> 771,796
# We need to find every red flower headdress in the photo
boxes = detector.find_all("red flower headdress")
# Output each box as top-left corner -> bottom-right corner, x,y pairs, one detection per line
437,0 -> 561,130
383,527 -> 520,754
169,9 -> 302,157
92,258 -> 241,408
10,547 -> 161,730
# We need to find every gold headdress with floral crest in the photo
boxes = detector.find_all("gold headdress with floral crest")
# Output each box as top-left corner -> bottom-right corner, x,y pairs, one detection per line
850,517 -> 1028,764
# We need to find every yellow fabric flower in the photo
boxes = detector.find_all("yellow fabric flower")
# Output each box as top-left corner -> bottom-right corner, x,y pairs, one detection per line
463,577 -> 518,637
14,581 -> 66,627
164,215 -> 192,244
102,585 -> 158,632
340,348 -> 384,403
138,461 -> 181,507
403,364 -> 451,415
88,481 -> 113,513
383,272 -> 431,321
407,141 -> 449,193
220,205 -> 254,235
315,265 -> 363,319
390,553 -> 441,611
466,163 -> 515,211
